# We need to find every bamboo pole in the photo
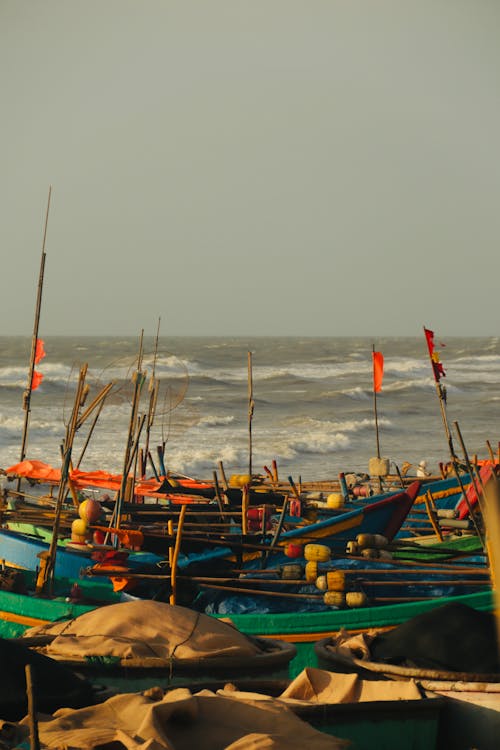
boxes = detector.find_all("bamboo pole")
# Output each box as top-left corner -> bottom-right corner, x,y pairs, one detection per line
142,317 -> 161,472
247,351 -> 254,478
169,504 -> 187,605
25,664 -> 40,750
115,334 -> 146,536
481,474 -> 500,657
372,345 -> 381,460
423,325 -> 456,459
18,187 -> 51,490
36,364 -> 87,594
218,460 -> 229,491
241,484 -> 249,535
423,490 -> 444,542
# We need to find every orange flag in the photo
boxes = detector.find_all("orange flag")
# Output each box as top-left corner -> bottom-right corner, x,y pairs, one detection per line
34,339 -> 46,364
31,371 -> 44,390
372,351 -> 384,393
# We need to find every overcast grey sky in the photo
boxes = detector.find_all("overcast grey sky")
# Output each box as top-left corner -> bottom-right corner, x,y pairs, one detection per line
1,1 -> 499,337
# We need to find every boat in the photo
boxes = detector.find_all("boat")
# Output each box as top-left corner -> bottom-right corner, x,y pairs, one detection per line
17,599 -> 297,692
0,559 -> 492,679
187,668 -> 444,750
0,475 -> 422,583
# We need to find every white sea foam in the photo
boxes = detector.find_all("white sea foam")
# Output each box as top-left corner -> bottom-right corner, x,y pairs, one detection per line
198,415 -> 235,427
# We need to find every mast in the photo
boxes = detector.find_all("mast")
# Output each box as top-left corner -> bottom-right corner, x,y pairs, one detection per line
18,187 -> 51,484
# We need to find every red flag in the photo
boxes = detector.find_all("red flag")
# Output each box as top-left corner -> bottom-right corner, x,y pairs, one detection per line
424,327 -> 435,356
31,371 -> 44,390
34,339 -> 46,364
424,327 -> 446,382
372,351 -> 384,393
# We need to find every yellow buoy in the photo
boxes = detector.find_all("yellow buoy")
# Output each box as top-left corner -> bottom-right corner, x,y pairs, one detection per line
71,518 -> 88,543
304,543 -> 331,562
357,533 -> 389,549
304,561 -> 318,583
78,498 -> 102,523
327,493 -> 344,509
323,591 -> 346,608
356,533 -> 375,548
346,541 -> 359,555
360,548 -> 379,559
346,591 -> 369,608
326,570 -> 346,591
315,575 -> 328,591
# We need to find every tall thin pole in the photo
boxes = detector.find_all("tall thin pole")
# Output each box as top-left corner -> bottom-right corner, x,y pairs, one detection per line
143,317 -> 161,474
115,331 -> 146,535
423,326 -> 456,459
19,186 -> 52,467
372,345 -> 381,459
247,351 -> 254,477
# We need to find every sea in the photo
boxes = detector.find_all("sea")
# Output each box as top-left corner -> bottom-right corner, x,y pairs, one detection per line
0,335 -> 499,483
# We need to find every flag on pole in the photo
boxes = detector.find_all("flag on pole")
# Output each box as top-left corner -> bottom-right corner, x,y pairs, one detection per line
372,351 -> 384,393
34,339 -> 46,364
31,338 -> 46,390
423,327 -> 446,382
31,371 -> 44,390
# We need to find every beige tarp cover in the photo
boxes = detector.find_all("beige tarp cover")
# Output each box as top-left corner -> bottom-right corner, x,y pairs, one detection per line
324,630 -> 377,661
12,687 -> 346,750
217,666 -> 422,704
22,600 -> 265,660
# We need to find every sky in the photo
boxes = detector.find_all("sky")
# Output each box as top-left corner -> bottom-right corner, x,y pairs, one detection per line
1,1 -> 499,337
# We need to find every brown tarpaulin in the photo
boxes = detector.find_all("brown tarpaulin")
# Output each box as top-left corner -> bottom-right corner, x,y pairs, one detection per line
14,687 -> 347,750
22,600 -> 266,661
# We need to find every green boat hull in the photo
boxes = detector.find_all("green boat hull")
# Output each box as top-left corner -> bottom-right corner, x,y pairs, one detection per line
0,569 -> 492,678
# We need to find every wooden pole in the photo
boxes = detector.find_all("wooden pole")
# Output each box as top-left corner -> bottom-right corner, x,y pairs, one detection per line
36,364 -> 87,594
486,440 -> 496,464
169,504 -> 187,605
423,490 -> 444,542
372,345 -> 381,459
423,326 -> 456,459
25,664 -> 40,750
218,460 -> 229,491
143,318 -> 161,475
241,484 -> 249,535
247,351 -> 254,478
114,332 -> 146,536
18,187 -> 51,486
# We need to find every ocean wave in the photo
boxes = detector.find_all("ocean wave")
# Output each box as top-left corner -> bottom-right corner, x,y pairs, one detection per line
198,415 -> 235,427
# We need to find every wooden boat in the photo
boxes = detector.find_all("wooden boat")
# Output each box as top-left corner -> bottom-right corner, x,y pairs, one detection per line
161,671 -> 444,750
0,526 -> 165,580
17,599 -> 297,692
0,560 -> 492,680
0,478 -> 422,583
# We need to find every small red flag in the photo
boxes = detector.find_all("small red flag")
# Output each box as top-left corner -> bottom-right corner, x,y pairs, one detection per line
424,327 -> 435,356
424,326 -> 446,382
31,371 -> 44,391
372,351 -> 384,393
34,339 -> 46,364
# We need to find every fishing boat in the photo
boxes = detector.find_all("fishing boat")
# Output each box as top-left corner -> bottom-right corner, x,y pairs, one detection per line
179,669 -> 444,750
0,557 -> 492,679
17,599 -> 297,693
0,469 -> 422,579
